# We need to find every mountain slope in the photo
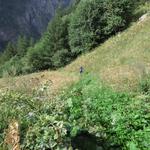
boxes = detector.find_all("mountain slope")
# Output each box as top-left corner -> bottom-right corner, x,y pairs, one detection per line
0,0 -> 72,51
64,14 -> 150,90
0,14 -> 150,93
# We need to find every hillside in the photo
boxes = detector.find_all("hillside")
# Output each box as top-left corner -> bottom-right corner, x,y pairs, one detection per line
0,14 -> 150,93
0,2 -> 150,149
65,13 -> 150,91
0,0 -> 72,51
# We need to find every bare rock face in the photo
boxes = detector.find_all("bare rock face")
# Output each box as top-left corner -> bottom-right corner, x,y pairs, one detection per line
0,0 -> 72,51
138,13 -> 150,23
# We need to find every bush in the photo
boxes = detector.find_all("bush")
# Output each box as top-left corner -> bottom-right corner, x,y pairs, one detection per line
0,42 -> 16,65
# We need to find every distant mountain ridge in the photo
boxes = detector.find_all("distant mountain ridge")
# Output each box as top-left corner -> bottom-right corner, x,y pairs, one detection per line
0,0 -> 72,51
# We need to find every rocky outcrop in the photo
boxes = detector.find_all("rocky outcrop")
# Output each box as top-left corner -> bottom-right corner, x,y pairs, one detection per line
138,12 -> 150,23
0,0 -> 72,51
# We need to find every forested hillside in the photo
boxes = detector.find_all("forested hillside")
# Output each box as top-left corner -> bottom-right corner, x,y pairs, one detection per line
0,0 -> 142,77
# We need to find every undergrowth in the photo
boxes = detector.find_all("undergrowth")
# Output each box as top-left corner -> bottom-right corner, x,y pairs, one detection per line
0,75 -> 150,150
139,74 -> 150,95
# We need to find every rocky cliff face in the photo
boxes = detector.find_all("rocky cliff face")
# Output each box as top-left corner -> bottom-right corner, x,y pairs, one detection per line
0,0 -> 72,51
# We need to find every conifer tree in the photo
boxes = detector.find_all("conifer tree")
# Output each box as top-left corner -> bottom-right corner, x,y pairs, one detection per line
28,11 -> 71,70
0,42 -> 16,64
16,35 -> 29,57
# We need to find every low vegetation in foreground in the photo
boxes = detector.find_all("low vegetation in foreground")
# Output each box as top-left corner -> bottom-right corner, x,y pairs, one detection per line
0,75 -> 150,150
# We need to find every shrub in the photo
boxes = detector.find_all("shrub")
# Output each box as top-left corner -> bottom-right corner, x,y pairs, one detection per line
139,75 -> 150,94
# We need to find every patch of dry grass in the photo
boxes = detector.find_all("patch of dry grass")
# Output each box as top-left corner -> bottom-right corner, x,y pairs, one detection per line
0,71 -> 78,95
4,120 -> 20,150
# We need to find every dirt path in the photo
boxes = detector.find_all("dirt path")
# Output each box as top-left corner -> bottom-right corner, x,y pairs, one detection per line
0,71 -> 78,95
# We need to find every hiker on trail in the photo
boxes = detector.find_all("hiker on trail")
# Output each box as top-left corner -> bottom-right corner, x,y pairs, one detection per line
80,66 -> 84,74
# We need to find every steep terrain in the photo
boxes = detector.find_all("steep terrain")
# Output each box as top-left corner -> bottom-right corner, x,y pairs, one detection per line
0,0 -> 72,51
0,14 -> 150,93
0,2 -> 150,149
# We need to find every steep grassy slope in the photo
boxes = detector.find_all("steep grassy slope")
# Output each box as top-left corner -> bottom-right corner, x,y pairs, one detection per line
0,14 -> 150,93
64,15 -> 150,90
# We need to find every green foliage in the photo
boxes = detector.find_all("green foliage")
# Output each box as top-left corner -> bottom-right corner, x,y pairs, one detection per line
133,1 -> 150,21
0,75 -> 149,149
0,36 -> 34,77
28,0 -> 137,70
27,11 -> 72,71
0,56 -> 23,77
69,0 -> 135,55
0,42 -> 16,65
0,91 -> 41,146
139,75 -> 150,95
23,115 -> 68,150
61,75 -> 150,149
0,90 -> 70,149
16,35 -> 31,58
